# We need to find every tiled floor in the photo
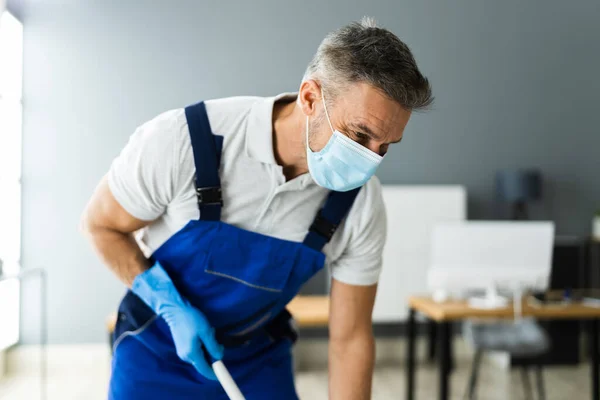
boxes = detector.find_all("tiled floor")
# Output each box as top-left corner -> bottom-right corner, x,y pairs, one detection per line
0,341 -> 594,399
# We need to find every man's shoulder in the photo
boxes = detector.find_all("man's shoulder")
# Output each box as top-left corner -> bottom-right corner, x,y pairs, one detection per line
145,95 -> 264,128
136,96 -> 266,145
204,95 -> 265,134
355,176 -> 384,214
343,176 -> 386,235
204,95 -> 264,111
337,176 -> 385,234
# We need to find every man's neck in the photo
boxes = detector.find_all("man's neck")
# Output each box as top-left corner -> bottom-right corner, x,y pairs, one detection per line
272,100 -> 308,181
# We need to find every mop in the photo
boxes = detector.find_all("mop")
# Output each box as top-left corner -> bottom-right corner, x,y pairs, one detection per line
213,361 -> 246,400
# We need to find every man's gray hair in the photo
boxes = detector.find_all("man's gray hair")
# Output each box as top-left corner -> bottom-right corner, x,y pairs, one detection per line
303,17 -> 433,110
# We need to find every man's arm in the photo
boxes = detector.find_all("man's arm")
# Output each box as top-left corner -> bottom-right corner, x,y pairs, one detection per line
81,175 -> 225,379
81,111 -> 181,286
80,176 -> 151,286
329,278 -> 377,400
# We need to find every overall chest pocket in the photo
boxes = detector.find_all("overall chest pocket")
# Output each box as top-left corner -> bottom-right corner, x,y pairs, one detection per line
196,222 -> 327,299
204,231 -> 301,294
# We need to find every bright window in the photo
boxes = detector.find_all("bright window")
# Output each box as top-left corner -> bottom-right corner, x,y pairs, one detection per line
0,10 -> 23,351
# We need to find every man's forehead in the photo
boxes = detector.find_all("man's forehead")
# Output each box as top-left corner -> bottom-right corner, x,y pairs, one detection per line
335,83 -> 411,140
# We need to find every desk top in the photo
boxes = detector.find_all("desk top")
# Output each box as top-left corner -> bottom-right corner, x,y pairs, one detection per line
409,296 -> 600,322
287,296 -> 330,327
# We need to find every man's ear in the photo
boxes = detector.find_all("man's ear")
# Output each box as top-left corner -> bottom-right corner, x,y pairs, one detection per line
298,80 -> 322,117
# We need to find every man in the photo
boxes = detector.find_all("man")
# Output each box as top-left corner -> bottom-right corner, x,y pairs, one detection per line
82,17 -> 432,400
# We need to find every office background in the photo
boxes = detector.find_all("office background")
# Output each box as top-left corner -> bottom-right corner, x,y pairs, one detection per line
9,0 -> 600,344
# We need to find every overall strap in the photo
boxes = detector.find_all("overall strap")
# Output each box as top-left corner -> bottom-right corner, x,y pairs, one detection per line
184,102 -> 224,221
303,187 -> 362,251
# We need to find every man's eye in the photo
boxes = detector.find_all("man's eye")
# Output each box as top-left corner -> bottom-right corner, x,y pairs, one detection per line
355,132 -> 369,140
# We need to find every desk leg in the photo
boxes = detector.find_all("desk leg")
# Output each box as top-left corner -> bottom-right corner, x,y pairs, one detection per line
591,319 -> 599,400
428,319 -> 437,362
407,308 -> 416,400
439,322 -> 451,400
428,320 -> 454,369
449,325 -> 455,373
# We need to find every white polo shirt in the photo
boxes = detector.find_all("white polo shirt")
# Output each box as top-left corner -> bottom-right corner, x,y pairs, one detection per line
107,93 -> 386,286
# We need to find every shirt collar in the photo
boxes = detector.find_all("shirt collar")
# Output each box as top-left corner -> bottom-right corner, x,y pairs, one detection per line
245,92 -> 298,165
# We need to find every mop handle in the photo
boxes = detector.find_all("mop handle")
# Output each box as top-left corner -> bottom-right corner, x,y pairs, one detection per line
213,361 -> 246,400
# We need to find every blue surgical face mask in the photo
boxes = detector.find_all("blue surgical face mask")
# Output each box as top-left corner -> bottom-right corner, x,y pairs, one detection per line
306,92 -> 383,192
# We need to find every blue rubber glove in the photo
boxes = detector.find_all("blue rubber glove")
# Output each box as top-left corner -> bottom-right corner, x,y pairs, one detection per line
132,261 -> 224,380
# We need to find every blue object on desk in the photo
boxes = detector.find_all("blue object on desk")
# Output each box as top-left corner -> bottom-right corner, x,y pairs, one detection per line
496,169 -> 542,202
496,169 -> 542,220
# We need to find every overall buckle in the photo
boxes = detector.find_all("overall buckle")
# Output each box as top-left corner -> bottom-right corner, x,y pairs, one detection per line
309,212 -> 338,242
196,187 -> 223,206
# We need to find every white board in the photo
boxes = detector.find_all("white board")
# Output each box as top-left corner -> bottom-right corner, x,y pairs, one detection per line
373,185 -> 467,322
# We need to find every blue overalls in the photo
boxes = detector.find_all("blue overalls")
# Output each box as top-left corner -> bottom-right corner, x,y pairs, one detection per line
108,102 -> 361,399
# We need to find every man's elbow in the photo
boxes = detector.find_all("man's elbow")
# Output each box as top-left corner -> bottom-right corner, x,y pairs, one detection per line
79,203 -> 105,242
329,329 -> 375,366
330,325 -> 375,350
79,204 -> 95,236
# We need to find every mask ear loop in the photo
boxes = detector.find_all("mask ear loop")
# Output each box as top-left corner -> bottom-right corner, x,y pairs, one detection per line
305,116 -> 311,152
321,89 -> 336,134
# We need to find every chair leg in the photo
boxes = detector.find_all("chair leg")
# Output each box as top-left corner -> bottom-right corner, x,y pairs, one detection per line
464,350 -> 483,400
535,364 -> 545,400
520,365 -> 533,400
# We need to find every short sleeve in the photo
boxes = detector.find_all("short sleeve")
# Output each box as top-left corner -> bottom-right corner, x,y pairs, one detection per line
107,110 -> 182,221
330,177 -> 387,286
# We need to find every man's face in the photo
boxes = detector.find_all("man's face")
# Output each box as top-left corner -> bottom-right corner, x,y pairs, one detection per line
306,81 -> 412,157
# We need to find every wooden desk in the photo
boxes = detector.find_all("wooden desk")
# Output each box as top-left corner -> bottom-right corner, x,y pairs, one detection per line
287,295 -> 329,327
406,296 -> 600,400
410,296 -> 600,321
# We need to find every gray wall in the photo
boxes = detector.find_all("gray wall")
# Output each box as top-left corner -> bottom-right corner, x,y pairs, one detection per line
19,0 -> 600,343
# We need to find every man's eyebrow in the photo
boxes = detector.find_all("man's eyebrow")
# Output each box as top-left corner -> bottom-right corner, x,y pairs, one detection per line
350,122 -> 402,144
350,122 -> 380,140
